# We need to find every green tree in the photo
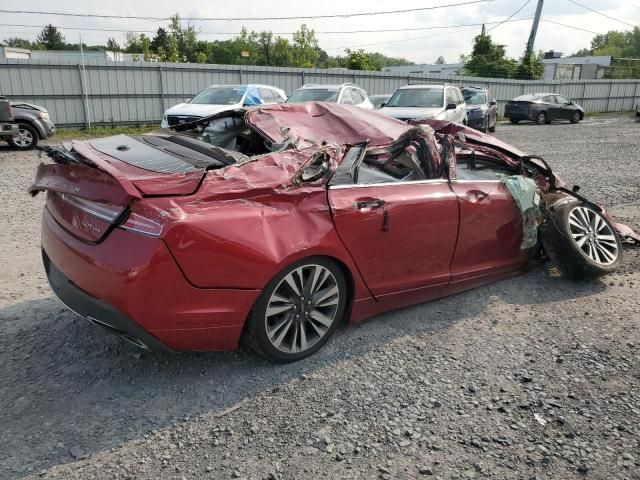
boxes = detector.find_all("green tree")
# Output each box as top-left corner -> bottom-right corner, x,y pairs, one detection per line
463,29 -> 517,78
36,25 -> 65,50
345,49 -> 380,70
291,24 -> 319,68
2,37 -> 43,50
516,50 -> 544,79
106,38 -> 120,52
150,28 -> 170,55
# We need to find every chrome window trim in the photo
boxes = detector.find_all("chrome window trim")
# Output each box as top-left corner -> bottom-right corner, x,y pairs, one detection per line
450,179 -> 503,184
328,179 -> 448,190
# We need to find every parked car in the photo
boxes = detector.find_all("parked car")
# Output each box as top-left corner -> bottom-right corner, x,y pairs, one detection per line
286,83 -> 374,109
6,101 -> 55,150
0,96 -> 18,143
379,84 -> 468,123
462,86 -> 497,133
160,84 -> 286,128
505,93 -> 584,125
368,94 -> 392,109
32,102 -> 638,362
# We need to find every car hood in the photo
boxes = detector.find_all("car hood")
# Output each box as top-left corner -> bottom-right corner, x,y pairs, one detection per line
11,102 -> 47,113
467,105 -> 487,112
246,102 -> 412,147
164,102 -> 242,117
378,106 -> 444,120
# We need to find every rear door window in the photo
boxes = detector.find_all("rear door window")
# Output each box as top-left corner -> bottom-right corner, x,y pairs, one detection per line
260,88 -> 275,104
542,95 -> 557,104
351,89 -> 365,105
340,89 -> 354,105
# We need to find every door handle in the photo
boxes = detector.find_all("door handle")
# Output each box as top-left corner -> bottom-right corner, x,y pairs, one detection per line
465,190 -> 489,203
354,199 -> 385,210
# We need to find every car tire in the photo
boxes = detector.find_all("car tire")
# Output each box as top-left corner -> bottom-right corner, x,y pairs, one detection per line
570,111 -> 581,124
509,118 -> 519,124
488,120 -> 496,132
8,123 -> 39,150
541,202 -> 622,279
535,112 -> 547,125
243,257 -> 348,363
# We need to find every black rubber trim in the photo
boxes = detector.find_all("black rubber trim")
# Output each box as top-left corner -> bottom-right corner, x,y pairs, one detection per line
43,248 -> 172,352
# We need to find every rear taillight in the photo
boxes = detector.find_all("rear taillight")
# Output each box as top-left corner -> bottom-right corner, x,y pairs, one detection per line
120,212 -> 163,237
58,193 -> 123,222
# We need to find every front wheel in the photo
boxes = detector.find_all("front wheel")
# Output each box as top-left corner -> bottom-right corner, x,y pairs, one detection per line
535,112 -> 547,125
541,202 -> 622,279
243,257 -> 347,363
8,123 -> 38,150
570,111 -> 581,124
488,119 -> 496,132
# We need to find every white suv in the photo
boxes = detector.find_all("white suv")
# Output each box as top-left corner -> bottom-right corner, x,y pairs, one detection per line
161,84 -> 286,128
379,84 -> 468,123
286,83 -> 374,109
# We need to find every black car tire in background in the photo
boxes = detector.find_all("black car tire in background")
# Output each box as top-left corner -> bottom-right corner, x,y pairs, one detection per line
509,118 -> 520,124
535,112 -> 548,125
570,111 -> 581,124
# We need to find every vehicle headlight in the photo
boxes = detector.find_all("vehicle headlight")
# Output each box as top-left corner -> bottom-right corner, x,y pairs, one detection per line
38,111 -> 50,120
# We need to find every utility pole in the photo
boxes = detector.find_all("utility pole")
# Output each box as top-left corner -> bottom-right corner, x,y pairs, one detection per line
526,0 -> 544,54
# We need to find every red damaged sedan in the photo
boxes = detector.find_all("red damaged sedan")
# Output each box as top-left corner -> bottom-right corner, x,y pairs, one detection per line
31,103 -> 638,362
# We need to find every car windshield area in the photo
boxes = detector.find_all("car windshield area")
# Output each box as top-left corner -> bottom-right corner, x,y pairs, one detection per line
286,89 -> 339,103
462,90 -> 487,105
190,87 -> 246,105
385,88 -> 444,108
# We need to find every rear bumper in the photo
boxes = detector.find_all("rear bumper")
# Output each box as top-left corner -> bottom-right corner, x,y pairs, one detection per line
41,208 -> 261,351
44,249 -> 171,351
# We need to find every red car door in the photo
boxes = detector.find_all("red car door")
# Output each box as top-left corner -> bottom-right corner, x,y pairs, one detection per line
448,178 -> 530,289
329,181 -> 459,300
328,141 -> 459,303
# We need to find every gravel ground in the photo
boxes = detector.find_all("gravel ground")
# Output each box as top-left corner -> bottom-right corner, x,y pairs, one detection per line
0,116 -> 639,479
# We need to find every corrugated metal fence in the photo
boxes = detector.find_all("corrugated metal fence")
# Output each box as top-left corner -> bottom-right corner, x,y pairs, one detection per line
1,59 -> 639,128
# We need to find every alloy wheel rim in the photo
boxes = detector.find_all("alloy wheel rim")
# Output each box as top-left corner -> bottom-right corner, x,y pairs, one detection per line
568,206 -> 618,265
265,264 -> 340,354
573,112 -> 580,121
538,113 -> 546,123
15,129 -> 33,147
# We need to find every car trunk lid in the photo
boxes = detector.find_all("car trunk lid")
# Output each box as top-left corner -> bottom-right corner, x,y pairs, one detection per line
30,134 -> 228,242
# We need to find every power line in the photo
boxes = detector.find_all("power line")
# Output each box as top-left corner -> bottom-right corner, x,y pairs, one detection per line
565,0 -> 636,28
541,18 -> 602,35
0,18 -> 536,37
0,1 -> 497,22
488,0 -> 531,31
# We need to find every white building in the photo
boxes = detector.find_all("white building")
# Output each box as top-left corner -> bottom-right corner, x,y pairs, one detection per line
542,55 -> 612,80
383,63 -> 464,76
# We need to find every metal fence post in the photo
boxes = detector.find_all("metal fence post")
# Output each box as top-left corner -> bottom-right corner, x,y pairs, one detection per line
158,65 -> 164,113
633,81 -> 640,110
606,81 -> 613,112
301,71 -> 305,86
77,63 -> 89,130
238,67 -> 243,84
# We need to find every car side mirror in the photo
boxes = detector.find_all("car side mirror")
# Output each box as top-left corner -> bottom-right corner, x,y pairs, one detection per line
446,103 -> 456,110
300,152 -> 330,183
489,100 -> 497,106
380,102 -> 386,108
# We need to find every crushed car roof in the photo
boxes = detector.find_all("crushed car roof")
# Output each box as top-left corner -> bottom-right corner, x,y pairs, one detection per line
246,102 -> 412,147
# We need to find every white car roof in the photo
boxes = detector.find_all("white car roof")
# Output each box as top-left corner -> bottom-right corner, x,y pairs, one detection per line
203,84 -> 287,97
398,84 -> 447,90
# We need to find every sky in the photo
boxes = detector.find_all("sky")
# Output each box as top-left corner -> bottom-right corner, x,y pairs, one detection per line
1,0 -> 639,63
